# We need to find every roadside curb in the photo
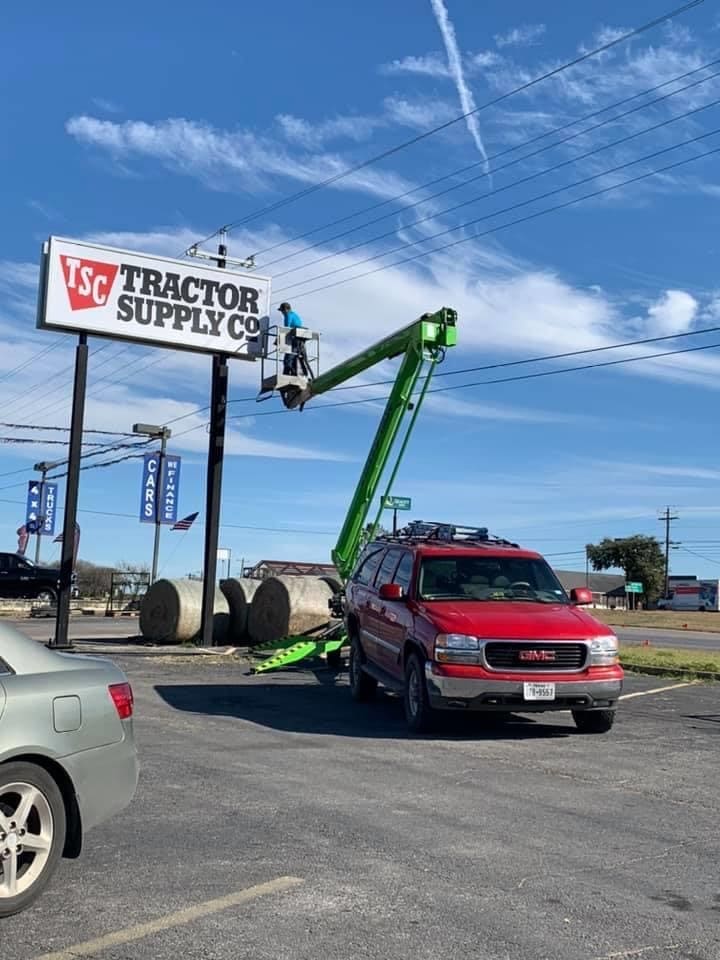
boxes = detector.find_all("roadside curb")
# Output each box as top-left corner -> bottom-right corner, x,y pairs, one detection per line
622,661 -> 720,681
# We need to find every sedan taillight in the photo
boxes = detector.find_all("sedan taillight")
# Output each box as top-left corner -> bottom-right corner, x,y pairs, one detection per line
109,682 -> 134,720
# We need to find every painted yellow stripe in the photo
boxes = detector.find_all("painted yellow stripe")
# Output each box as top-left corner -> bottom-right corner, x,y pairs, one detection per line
33,875 -> 303,960
620,680 -> 698,700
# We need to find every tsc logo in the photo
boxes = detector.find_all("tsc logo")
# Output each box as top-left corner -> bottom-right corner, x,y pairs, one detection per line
60,255 -> 118,311
518,649 -> 556,662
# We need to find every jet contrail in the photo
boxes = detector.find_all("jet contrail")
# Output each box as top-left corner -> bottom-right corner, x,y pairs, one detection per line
430,0 -> 490,173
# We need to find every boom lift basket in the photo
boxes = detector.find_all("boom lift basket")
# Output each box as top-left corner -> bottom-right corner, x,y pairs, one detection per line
259,325 -> 320,404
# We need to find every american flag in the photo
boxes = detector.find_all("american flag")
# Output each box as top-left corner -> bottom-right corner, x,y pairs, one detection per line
172,512 -> 198,531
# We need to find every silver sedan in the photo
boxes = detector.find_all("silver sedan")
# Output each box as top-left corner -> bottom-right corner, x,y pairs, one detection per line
0,624 -> 138,917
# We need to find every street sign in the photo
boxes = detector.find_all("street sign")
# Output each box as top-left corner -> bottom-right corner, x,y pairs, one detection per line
383,495 -> 412,511
25,481 -> 43,533
625,582 -> 643,594
140,454 -> 182,525
40,483 -> 58,536
38,236 -> 271,360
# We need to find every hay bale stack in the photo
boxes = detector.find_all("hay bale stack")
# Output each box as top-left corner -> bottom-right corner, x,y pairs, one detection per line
220,577 -> 262,644
248,576 -> 335,647
140,578 -> 229,644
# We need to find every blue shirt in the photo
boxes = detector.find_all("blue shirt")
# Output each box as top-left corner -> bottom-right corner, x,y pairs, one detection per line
284,310 -> 303,329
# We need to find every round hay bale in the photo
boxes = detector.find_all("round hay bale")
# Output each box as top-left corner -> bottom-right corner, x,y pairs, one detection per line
140,579 -> 229,644
318,575 -> 343,595
220,577 -> 262,643
248,575 -> 334,647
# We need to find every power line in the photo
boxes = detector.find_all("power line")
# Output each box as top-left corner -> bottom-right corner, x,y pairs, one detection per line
679,545 -> 720,566
267,69 -> 720,275
0,341 -> 64,386
184,1 -> 702,252
164,338 -> 720,436
274,138 -> 720,301
252,56 -> 720,263
0,422 -> 135,437
12,343 -> 136,422
0,495 -> 334,536
163,318 -> 720,431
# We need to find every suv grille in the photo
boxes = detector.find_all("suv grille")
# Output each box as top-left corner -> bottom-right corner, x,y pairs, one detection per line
484,642 -> 587,671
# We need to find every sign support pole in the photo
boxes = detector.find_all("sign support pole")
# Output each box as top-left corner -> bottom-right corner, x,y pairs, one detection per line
199,238 -> 229,647
50,332 -> 88,649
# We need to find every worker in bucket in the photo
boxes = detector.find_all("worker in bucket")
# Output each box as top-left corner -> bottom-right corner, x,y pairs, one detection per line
278,301 -> 303,376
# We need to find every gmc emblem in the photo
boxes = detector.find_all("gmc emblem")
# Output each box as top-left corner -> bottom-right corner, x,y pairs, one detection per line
518,649 -> 556,662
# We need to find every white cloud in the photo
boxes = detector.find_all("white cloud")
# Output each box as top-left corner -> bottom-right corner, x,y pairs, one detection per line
382,95 -> 458,130
471,50 -> 503,69
646,289 -> 698,336
66,115 -> 419,203
494,24 -> 547,49
275,112 -> 380,148
430,0 -> 489,170
91,97 -> 122,114
379,53 -> 450,78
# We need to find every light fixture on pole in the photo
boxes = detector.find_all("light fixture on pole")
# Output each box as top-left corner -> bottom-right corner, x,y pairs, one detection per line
133,423 -> 172,583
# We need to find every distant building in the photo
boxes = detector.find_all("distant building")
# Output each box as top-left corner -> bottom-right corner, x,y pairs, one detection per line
243,559 -> 339,581
553,569 -> 627,609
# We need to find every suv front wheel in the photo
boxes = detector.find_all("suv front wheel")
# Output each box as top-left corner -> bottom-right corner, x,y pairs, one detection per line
404,654 -> 435,734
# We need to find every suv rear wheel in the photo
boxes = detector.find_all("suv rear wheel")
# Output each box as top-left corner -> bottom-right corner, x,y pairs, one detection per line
35,590 -> 56,605
349,636 -> 377,702
572,709 -> 615,734
404,654 -> 435,734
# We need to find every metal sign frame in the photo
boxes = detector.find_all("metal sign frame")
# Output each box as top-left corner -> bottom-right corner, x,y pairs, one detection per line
38,234 -> 269,648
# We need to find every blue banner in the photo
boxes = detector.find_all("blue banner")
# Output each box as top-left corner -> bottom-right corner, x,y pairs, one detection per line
40,482 -> 58,536
26,481 -> 43,533
139,453 -> 181,525
159,455 -> 181,525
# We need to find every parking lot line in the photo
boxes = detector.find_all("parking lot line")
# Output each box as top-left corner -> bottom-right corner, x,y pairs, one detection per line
32,875 -> 303,960
620,681 -> 698,701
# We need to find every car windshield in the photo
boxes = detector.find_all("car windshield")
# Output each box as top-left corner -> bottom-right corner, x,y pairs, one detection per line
418,555 -> 569,604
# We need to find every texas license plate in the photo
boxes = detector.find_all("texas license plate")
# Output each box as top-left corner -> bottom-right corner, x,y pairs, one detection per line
523,682 -> 556,701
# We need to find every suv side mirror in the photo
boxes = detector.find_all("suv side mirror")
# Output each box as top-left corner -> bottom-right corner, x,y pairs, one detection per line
379,583 -> 404,601
570,587 -> 593,606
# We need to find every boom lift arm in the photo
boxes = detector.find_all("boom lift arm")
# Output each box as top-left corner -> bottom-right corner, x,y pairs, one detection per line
253,307 -> 457,673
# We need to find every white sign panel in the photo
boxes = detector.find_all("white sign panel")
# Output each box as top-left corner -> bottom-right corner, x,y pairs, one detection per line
37,236 -> 271,359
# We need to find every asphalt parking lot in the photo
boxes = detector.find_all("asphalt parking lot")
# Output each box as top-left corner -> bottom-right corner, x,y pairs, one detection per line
4,655 -> 719,960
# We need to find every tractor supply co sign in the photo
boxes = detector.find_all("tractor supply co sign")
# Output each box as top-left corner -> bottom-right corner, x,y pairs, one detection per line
37,237 -> 271,358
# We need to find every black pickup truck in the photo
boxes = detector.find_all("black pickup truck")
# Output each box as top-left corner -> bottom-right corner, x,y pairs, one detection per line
0,552 -> 62,603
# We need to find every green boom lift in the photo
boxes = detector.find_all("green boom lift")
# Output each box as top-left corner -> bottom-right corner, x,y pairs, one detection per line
252,307 -> 458,673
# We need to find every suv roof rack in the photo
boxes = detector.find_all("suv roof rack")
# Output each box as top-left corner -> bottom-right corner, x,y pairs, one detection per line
376,520 -> 519,549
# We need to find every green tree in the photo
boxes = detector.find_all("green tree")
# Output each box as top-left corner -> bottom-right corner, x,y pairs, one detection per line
586,535 -> 665,599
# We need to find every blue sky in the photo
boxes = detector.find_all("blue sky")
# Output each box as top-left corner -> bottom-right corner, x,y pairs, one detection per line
3,0 -> 720,580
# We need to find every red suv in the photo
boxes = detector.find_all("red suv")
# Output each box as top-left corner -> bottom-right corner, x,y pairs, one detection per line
345,523 -> 623,733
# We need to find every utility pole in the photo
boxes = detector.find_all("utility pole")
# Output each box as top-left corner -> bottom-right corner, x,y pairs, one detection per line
133,423 -> 172,583
585,545 -> 590,589
659,506 -> 679,597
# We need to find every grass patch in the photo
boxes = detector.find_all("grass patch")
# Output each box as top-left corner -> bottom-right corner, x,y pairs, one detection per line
620,644 -> 720,679
589,608 -> 720,633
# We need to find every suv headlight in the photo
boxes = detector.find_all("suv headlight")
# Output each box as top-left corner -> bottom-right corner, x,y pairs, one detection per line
590,634 -> 619,666
434,633 -> 481,665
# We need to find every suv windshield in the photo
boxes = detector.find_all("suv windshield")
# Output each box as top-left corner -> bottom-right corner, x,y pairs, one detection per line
418,554 -> 569,604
